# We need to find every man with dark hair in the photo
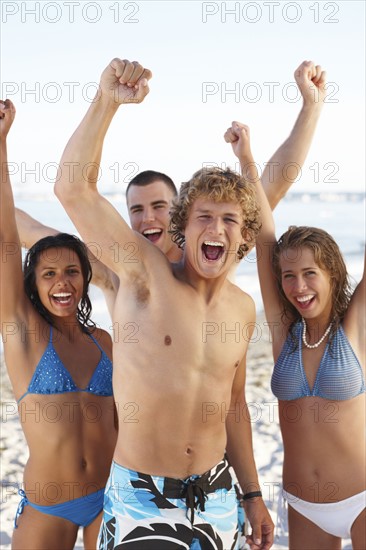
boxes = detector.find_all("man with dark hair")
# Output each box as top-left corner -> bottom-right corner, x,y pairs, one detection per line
126,170 -> 181,261
127,169 -> 177,196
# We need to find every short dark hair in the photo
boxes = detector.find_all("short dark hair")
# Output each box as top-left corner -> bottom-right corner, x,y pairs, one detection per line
24,233 -> 95,331
126,170 -> 177,199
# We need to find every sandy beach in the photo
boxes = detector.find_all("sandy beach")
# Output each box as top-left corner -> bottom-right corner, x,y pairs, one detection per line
0,315 -> 353,550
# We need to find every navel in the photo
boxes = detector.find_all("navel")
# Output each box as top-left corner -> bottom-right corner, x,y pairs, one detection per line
234,361 -> 239,368
164,335 -> 172,346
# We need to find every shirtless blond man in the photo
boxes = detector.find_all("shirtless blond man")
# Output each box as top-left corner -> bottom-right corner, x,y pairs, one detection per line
55,58 -> 274,550
17,59 -> 327,319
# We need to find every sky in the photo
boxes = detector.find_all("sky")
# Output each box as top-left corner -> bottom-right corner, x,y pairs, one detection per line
1,0 -> 365,197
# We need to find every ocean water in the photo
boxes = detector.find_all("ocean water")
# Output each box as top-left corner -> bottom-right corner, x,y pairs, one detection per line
15,195 -> 365,327
236,195 -> 365,310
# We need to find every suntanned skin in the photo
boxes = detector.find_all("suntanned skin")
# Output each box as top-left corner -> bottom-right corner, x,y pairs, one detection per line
16,60 -> 326,319
12,60 -> 326,548
0,100 -> 116,550
55,58 -> 274,549
225,120 -> 366,550
127,179 -> 182,261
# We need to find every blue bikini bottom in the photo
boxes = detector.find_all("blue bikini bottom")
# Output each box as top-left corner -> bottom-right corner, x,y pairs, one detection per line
14,487 -> 105,528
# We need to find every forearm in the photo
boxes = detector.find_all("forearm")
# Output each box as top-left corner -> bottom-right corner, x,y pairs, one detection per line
225,402 -> 260,494
15,208 -> 59,248
348,245 -> 366,344
0,140 -> 26,323
262,101 -> 323,208
89,261 -> 119,305
55,93 -> 119,200
241,152 -> 275,243
15,207 -> 118,299
0,142 -> 18,242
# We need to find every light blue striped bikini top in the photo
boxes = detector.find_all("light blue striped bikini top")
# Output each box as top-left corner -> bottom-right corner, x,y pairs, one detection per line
271,322 -> 365,401
17,326 -> 113,403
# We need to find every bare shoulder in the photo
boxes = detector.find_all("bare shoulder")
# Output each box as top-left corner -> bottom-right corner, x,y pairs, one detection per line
227,280 -> 255,302
226,281 -> 256,318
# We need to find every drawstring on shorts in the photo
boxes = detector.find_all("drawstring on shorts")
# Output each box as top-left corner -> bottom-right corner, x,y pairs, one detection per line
181,477 -> 207,523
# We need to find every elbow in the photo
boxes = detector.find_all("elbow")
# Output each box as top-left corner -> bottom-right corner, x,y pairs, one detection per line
54,179 -> 79,206
264,187 -> 287,211
54,179 -> 66,203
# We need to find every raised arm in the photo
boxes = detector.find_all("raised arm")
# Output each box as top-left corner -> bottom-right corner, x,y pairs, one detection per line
262,60 -> 327,209
225,122 -> 286,357
343,246 -> 366,366
15,208 -> 119,316
15,208 -> 59,245
224,126 -> 277,548
0,99 -> 28,326
54,58 -> 154,280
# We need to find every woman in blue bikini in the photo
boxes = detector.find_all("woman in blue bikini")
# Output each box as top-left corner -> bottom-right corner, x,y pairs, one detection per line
225,121 -> 365,549
1,100 -> 116,549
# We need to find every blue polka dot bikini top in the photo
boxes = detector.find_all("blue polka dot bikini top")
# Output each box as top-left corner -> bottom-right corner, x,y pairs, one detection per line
17,326 -> 113,403
271,322 -> 365,401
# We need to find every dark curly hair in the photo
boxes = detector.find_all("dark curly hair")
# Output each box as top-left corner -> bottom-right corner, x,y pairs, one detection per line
24,233 -> 95,331
169,167 -> 261,260
272,226 -> 352,341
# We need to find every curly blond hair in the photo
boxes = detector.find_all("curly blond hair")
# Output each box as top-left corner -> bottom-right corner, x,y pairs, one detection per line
169,167 -> 261,260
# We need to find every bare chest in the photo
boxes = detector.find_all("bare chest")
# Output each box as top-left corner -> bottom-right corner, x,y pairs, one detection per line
114,288 -> 250,377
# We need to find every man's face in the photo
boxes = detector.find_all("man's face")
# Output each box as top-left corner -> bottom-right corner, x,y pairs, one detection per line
183,197 -> 245,279
127,181 -> 176,256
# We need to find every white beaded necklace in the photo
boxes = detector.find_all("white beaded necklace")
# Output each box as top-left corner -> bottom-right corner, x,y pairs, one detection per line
302,317 -> 332,349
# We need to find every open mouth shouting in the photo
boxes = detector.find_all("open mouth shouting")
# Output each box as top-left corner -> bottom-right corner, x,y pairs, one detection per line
51,292 -> 73,306
202,241 -> 225,262
296,294 -> 315,309
142,228 -> 163,244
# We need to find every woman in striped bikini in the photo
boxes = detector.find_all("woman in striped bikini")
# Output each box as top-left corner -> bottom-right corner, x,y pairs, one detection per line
226,119 -> 365,550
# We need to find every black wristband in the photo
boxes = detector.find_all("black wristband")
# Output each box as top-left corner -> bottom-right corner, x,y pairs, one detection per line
242,490 -> 262,500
